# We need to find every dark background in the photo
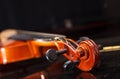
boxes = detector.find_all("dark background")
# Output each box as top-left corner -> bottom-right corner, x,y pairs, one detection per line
0,0 -> 120,39
0,0 -> 120,79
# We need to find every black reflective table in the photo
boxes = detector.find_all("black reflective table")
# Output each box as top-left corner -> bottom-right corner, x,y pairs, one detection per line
0,37 -> 120,79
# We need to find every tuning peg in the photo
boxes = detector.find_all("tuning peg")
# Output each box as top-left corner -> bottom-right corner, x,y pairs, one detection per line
45,49 -> 67,62
77,37 -> 90,44
63,60 -> 79,71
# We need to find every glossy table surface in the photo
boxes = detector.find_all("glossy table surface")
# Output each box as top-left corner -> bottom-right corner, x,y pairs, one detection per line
0,50 -> 119,79
0,37 -> 120,79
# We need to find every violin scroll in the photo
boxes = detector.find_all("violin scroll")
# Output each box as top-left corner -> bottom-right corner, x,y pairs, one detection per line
45,37 -> 100,71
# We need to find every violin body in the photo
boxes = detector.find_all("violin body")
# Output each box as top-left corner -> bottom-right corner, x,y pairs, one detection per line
0,29 -> 100,71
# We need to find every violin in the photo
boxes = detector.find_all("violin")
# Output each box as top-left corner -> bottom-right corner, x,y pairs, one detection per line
0,29 -> 100,71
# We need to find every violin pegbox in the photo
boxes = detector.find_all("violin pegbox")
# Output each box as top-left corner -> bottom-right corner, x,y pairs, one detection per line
56,38 -> 100,71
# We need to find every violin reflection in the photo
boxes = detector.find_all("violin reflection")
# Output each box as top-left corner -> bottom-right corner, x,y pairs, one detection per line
23,70 -> 96,79
22,71 -> 47,79
22,60 -> 96,79
76,72 -> 96,79
22,61 -> 64,79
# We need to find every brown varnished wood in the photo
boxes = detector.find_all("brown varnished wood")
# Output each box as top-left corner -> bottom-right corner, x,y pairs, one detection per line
0,29 -> 100,71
